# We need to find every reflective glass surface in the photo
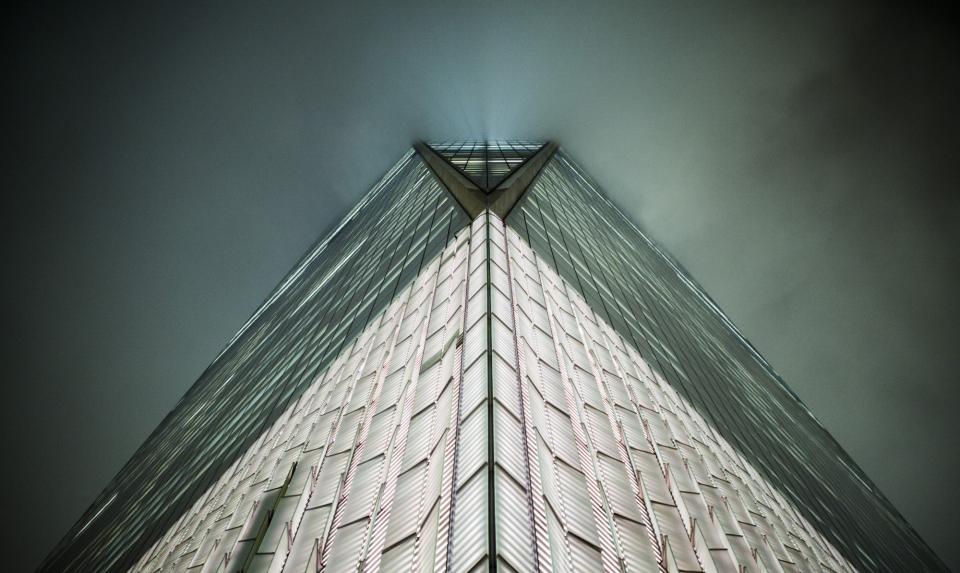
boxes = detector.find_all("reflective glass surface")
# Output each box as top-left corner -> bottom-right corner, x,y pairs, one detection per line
44,143 -> 946,573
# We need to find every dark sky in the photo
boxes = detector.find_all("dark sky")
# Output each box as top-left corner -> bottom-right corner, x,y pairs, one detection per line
4,1 -> 958,571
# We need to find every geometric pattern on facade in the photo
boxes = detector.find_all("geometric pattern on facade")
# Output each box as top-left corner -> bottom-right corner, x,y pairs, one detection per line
130,214 -> 856,573
44,142 -> 946,572
130,223 -> 475,573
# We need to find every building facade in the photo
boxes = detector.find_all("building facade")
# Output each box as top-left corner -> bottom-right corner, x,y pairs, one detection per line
42,142 -> 945,572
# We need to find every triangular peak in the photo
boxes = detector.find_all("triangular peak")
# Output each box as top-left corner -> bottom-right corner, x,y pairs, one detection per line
427,141 -> 545,192
416,140 -> 558,219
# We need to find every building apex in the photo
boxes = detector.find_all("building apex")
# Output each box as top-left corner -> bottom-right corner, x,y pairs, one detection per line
416,140 -> 558,219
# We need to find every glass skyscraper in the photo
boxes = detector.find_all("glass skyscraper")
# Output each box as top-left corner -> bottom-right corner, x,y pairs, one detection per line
42,142 -> 945,572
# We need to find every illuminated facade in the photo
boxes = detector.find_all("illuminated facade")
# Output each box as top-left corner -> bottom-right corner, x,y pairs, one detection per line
43,142 -> 944,572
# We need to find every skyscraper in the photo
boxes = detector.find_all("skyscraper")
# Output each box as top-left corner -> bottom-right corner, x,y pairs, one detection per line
42,142 -> 945,572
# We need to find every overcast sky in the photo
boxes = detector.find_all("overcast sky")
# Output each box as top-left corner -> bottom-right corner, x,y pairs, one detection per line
4,1 -> 958,571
